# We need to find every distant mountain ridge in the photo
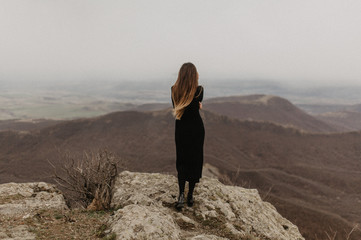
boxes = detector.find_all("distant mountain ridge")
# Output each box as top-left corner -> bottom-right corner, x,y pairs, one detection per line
204,94 -> 338,133
296,103 -> 361,132
317,110 -> 361,131
0,94 -> 339,133
0,119 -> 62,132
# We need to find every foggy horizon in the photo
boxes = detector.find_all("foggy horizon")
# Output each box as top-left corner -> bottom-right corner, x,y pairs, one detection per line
1,1 -> 361,86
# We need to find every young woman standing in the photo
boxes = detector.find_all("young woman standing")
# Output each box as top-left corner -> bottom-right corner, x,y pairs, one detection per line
171,62 -> 205,210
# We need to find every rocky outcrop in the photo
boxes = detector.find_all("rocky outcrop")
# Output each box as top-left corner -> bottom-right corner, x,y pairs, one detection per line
0,182 -> 67,217
110,171 -> 305,240
0,182 -> 68,240
0,172 -> 305,240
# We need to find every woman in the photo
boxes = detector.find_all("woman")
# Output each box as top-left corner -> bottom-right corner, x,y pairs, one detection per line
171,62 -> 205,210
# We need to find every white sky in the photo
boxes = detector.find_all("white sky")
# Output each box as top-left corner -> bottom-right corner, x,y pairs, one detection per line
1,0 -> 361,85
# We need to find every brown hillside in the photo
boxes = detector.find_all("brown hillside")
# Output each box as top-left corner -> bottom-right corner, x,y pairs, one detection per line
0,110 -> 361,239
317,110 -> 361,132
130,103 -> 170,112
204,94 -> 339,133
0,119 -> 62,132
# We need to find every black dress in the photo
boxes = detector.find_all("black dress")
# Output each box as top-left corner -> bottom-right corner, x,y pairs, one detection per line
172,86 -> 205,183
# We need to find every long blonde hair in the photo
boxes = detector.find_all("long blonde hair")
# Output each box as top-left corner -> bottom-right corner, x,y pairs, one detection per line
171,62 -> 199,120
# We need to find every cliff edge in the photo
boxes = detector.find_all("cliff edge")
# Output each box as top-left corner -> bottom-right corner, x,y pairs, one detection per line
0,171 -> 304,240
109,171 -> 304,240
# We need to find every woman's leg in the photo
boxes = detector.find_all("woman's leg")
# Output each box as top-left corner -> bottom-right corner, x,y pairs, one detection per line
187,181 -> 196,207
176,176 -> 185,210
188,181 -> 196,196
178,176 -> 186,195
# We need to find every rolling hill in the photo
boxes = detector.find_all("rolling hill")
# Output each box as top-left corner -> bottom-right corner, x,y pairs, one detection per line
317,111 -> 361,132
204,94 -> 339,133
0,119 -> 62,132
315,103 -> 361,132
0,109 -> 361,239
298,103 -> 361,132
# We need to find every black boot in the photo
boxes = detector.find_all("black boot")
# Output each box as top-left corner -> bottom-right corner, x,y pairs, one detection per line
187,193 -> 194,207
187,181 -> 196,207
175,193 -> 185,210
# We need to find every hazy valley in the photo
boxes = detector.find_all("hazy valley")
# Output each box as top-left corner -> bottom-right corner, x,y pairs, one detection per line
2,80 -> 361,121
1,80 -> 361,239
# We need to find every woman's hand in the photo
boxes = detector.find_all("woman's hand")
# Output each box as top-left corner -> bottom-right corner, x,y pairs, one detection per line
199,102 -> 203,109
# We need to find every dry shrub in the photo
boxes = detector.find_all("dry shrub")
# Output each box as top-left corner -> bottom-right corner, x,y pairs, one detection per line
49,149 -> 124,210
321,224 -> 360,240
218,166 -> 251,188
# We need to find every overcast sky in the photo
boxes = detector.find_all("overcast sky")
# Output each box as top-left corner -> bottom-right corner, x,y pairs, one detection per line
1,0 -> 361,85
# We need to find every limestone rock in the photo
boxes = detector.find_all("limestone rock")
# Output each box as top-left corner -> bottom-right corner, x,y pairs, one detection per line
187,235 -> 228,240
0,182 -> 68,217
0,182 -> 68,240
0,225 -> 36,240
0,172 -> 305,239
109,204 -> 181,240
110,171 -> 305,240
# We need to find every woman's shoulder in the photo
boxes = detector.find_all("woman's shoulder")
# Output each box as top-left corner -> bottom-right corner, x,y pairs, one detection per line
195,85 -> 203,98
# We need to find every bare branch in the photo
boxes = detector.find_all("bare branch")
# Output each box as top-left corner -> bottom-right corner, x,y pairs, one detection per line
346,224 -> 359,240
48,148 -> 125,210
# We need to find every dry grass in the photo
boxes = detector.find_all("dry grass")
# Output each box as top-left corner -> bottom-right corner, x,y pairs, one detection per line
345,224 -> 360,240
219,165 -> 251,188
260,185 -> 274,202
0,208 -> 115,240
315,224 -> 360,240
0,193 -> 25,204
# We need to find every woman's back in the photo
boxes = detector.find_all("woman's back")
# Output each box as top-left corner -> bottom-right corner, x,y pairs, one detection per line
176,85 -> 203,122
